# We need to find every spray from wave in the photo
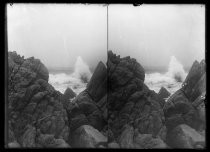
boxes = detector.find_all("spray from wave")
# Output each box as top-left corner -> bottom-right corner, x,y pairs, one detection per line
145,56 -> 187,95
49,56 -> 92,94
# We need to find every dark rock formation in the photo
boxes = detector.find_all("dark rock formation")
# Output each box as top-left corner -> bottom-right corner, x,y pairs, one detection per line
65,61 -> 108,147
163,59 -> 206,131
163,59 -> 206,148
107,51 -> 167,148
87,61 -> 107,103
8,51 -> 69,148
158,87 -> 170,100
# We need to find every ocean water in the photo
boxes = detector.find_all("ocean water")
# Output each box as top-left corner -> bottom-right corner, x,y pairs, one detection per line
144,56 -> 188,95
49,55 -> 188,97
48,56 -> 92,95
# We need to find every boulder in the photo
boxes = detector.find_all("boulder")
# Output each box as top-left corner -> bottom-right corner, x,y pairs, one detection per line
166,124 -> 205,148
8,141 -> 21,148
71,125 -> 107,148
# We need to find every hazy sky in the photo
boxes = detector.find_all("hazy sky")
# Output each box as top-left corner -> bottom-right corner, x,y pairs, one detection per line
8,4 -> 205,69
7,4 -> 107,69
109,4 -> 205,68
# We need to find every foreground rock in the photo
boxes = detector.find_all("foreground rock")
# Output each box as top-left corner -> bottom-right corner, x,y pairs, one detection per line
166,124 -> 205,148
65,61 -> 108,147
71,125 -> 107,148
118,125 -> 167,149
8,51 -> 69,147
107,51 -> 167,148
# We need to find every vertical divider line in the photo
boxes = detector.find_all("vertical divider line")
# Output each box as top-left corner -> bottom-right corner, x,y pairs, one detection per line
5,4 -> 8,148
106,4 -> 109,144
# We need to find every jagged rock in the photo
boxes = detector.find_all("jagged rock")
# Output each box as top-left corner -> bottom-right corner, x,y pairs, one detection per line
164,59 -> 206,132
87,61 -> 107,103
166,124 -> 205,148
158,87 -> 170,100
107,51 -> 165,141
8,51 -> 69,147
67,91 -> 105,132
71,125 -> 107,148
182,60 -> 206,102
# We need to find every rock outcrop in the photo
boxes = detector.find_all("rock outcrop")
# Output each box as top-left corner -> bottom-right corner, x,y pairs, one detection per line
107,51 -> 167,148
65,61 -> 108,148
8,51 -> 69,148
7,51 -> 205,149
163,59 -> 206,148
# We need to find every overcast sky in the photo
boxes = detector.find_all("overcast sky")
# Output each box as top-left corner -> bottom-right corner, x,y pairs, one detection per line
7,4 -> 205,69
7,4 -> 107,69
109,4 -> 205,68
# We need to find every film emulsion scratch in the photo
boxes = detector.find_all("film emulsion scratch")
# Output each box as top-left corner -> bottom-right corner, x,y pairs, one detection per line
6,4 -> 205,149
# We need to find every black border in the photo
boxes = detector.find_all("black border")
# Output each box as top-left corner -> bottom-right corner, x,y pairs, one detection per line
1,1 -> 209,151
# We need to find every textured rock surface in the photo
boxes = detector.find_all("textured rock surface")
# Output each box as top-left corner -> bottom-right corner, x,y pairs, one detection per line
107,51 -> 166,144
166,124 -> 205,148
87,61 -> 107,103
118,125 -> 167,149
8,51 -> 69,148
164,59 -> 206,132
71,125 -> 107,148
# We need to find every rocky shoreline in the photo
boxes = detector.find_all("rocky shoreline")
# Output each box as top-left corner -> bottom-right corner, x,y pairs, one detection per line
7,51 -> 205,148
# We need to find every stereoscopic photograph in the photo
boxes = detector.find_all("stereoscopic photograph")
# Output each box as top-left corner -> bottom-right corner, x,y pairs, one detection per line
6,4 -> 205,149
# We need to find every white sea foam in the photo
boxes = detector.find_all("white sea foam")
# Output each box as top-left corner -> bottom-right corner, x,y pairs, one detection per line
49,56 -> 92,94
145,56 -> 187,95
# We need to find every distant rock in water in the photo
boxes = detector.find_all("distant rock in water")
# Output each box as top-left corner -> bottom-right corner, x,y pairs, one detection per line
64,87 -> 76,100
158,87 -> 170,100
